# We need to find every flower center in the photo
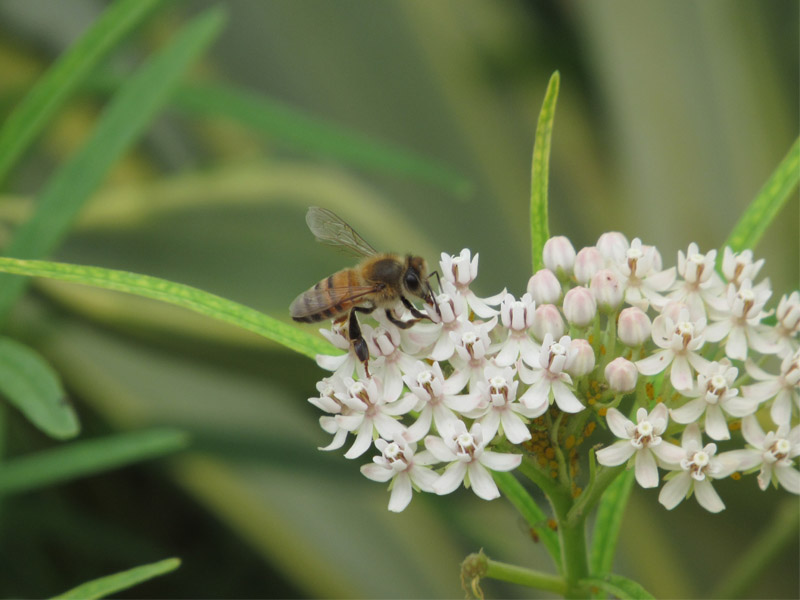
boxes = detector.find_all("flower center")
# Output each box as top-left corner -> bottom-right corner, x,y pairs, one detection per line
384,442 -> 404,462
769,438 -> 791,461
455,432 -> 476,457
633,420 -> 657,447
349,382 -> 370,404
676,321 -> 695,348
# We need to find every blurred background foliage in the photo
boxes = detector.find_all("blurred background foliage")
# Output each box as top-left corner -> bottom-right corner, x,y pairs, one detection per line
0,0 -> 797,598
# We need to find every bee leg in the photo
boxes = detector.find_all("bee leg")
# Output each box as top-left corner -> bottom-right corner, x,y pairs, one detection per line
385,307 -> 418,330
400,296 -> 430,321
349,308 -> 371,377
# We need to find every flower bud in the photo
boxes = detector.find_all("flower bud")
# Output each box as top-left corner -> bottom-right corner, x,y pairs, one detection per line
617,306 -> 652,347
543,236 -> 576,278
776,292 -> 800,333
566,338 -> 595,377
596,232 -> 628,265
563,286 -> 597,327
605,357 -> 638,393
574,247 -> 604,285
590,269 -> 623,312
531,304 -> 565,341
441,248 -> 478,287
527,268 -> 561,305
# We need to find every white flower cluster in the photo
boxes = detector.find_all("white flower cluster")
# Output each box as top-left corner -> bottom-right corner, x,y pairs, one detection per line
309,237 -> 800,513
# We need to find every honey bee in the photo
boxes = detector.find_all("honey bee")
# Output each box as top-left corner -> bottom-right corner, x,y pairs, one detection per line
290,207 -> 440,376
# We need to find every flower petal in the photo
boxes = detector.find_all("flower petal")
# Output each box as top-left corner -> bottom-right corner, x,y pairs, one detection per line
596,440 -> 636,466
659,472 -> 691,510
425,436 -> 457,462
480,450 -> 522,471
634,449 -> 660,488
694,478 -> 725,513
636,349 -> 673,376
551,380 -> 584,413
775,465 -> 800,494
500,411 -> 532,444
468,463 -> 501,500
434,461 -> 467,495
704,405 -> 730,441
670,355 -> 694,391
606,408 -> 633,439
670,398 -> 706,424
360,463 -> 393,483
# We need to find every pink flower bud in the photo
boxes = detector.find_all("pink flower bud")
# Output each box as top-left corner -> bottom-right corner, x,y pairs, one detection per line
777,292 -> 800,333
605,357 -> 638,393
527,269 -> 561,305
596,232 -> 628,265
543,236 -> 576,277
566,338 -> 595,377
532,304 -> 565,341
590,269 -> 623,312
563,286 -> 597,327
617,306 -> 652,347
574,247 -> 604,285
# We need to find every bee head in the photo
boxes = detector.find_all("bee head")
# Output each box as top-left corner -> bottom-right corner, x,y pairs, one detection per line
404,256 -> 441,317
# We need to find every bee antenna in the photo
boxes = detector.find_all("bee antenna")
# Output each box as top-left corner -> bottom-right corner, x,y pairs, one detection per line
427,281 -> 441,317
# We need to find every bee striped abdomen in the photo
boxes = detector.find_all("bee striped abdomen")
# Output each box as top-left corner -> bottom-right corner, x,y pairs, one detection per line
290,268 -> 368,323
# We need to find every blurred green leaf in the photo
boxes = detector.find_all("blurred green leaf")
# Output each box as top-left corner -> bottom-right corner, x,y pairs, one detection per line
0,428 -> 188,495
0,336 -> 78,439
493,471 -> 562,572
530,71 -> 559,273
0,6 -> 227,323
51,557 -> 181,600
0,0 -> 165,187
580,573 -> 655,600
590,468 -> 634,576
721,136 -> 800,256
0,257 -> 334,359
170,81 -> 471,196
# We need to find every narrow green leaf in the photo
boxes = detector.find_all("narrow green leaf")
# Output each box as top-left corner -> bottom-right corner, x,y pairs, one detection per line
169,82 -> 471,196
0,0 -> 164,187
0,336 -> 78,439
0,428 -> 188,495
493,471 -> 562,572
580,574 -> 655,600
590,468 -> 634,575
52,557 -> 181,600
721,136 -> 800,256
530,71 -> 560,273
0,257 -> 334,359
0,7 -> 226,323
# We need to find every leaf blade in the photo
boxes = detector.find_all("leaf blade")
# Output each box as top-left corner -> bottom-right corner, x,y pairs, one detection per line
0,257 -> 334,359
590,468 -> 635,575
51,557 -> 181,600
580,574 -> 655,600
0,7 -> 227,322
0,0 -> 165,187
530,71 -> 560,273
721,136 -> 800,255
0,336 -> 78,439
0,428 -> 188,495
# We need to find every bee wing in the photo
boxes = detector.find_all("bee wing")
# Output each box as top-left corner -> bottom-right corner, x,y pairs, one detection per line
290,284 -> 379,319
306,206 -> 377,257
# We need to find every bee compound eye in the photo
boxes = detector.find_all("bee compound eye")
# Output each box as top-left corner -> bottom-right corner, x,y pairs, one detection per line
404,271 -> 420,291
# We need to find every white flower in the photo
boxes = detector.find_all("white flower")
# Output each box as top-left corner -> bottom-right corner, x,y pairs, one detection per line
729,416 -> 800,494
658,424 -> 740,513
309,376 -> 351,452
636,305 -> 711,391
493,292 -> 539,367
721,247 -> 764,288
316,320 -> 364,378
401,361 -> 478,442
407,281 -> 470,362
613,238 -> 676,311
425,421 -> 521,500
596,404 -> 684,488
466,365 -> 544,443
742,349 -> 800,427
439,249 -> 502,318
360,437 -> 440,512
449,318 -> 498,389
705,279 -> 776,360
364,324 -> 418,400
670,360 -> 758,440
669,242 -> 724,317
518,334 -> 584,414
334,377 -> 416,459
772,291 -> 800,358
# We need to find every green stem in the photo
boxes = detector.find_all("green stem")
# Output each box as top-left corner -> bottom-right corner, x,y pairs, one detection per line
483,556 -> 566,595
567,464 -> 626,526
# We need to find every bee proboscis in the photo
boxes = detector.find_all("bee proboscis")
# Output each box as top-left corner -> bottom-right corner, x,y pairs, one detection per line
290,207 -> 439,376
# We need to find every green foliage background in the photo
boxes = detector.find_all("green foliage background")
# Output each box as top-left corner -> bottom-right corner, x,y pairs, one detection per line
0,1 -> 797,598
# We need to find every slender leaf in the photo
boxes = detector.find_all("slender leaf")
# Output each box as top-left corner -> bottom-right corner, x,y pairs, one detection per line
721,136 -> 800,256
590,468 -> 634,575
530,71 -> 560,273
580,574 -> 655,600
0,428 -> 188,495
0,7 -> 226,323
170,81 -> 471,196
0,336 -> 78,439
0,0 -> 164,187
0,257 -> 334,359
52,557 -> 181,600
493,471 -> 562,572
